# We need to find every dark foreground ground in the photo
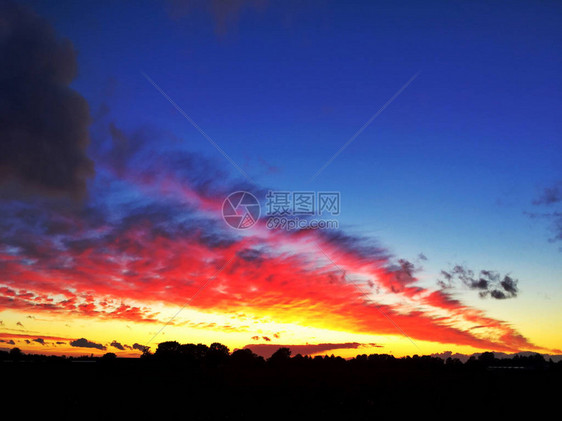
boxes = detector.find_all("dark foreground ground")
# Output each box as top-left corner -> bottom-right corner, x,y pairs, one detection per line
2,347 -> 560,419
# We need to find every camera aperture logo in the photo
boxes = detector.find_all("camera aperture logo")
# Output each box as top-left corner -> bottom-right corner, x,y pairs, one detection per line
222,190 -> 340,231
222,191 -> 260,229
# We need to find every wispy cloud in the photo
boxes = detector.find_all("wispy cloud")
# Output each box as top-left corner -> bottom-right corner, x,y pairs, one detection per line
528,181 -> 562,244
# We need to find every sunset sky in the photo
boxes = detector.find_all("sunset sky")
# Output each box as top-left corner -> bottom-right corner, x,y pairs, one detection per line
1,0 -> 561,358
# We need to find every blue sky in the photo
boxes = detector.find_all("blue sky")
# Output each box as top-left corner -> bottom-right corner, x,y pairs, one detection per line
12,0 -> 562,348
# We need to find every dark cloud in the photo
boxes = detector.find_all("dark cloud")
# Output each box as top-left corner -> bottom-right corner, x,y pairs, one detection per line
0,339 -> 15,345
236,248 -> 264,263
382,258 -> 420,293
92,120 -> 258,202
110,340 -> 125,351
500,276 -> 518,295
70,338 -> 106,351
132,343 -> 148,352
0,1 -> 93,199
315,230 -> 389,262
533,182 -> 562,206
438,265 -> 519,299
32,338 -> 45,345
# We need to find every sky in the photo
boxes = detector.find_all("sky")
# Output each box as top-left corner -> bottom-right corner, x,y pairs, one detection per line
0,0 -> 561,358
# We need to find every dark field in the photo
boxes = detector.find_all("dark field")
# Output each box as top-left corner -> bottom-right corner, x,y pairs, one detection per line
2,345 -> 559,419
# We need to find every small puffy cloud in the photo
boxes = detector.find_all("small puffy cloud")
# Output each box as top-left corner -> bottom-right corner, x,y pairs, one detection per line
110,341 -> 125,351
32,338 -> 45,345
70,338 -> 106,351
132,343 -> 148,352
438,265 -> 519,299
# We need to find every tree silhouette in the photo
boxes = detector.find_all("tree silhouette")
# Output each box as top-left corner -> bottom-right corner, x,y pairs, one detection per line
10,347 -> 22,361
268,347 -> 291,366
230,348 -> 264,368
478,351 -> 496,366
102,352 -> 117,360
207,342 -> 230,367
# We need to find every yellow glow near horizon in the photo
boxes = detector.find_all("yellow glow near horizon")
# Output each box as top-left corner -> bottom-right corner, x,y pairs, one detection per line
3,299 -> 559,358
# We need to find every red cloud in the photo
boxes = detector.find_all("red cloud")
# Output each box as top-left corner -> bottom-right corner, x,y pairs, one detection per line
0,140 -> 551,355
0,333 -> 70,342
0,220 -> 547,354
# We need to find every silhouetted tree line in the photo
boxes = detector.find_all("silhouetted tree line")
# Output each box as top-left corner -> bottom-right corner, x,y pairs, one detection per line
140,342 -> 558,371
2,343 -> 560,419
2,343 -> 558,372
